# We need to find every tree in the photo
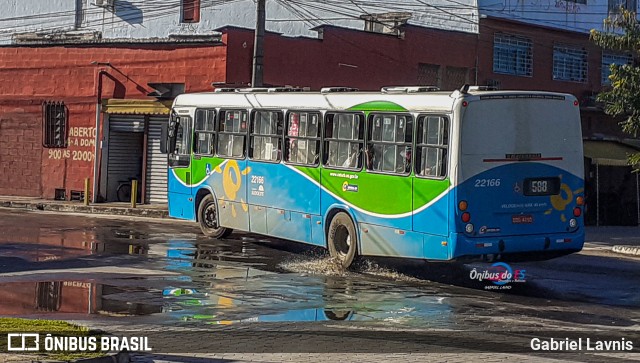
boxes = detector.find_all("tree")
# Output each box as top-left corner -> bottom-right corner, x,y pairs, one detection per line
590,9 -> 640,167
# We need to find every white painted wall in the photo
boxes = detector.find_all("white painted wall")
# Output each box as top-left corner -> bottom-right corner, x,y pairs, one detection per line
0,0 -> 479,45
479,0 -> 630,34
0,0 -> 77,44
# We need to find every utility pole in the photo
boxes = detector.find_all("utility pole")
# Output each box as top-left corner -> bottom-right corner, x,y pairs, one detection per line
252,0 -> 265,87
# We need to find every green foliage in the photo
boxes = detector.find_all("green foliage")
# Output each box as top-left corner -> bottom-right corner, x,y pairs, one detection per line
591,8 -> 640,167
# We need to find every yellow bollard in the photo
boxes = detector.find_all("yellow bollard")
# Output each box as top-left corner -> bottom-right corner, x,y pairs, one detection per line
84,178 -> 90,206
131,179 -> 138,208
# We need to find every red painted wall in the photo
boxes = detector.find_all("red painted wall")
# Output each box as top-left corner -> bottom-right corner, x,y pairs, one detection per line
0,43 -> 227,198
224,25 -> 479,90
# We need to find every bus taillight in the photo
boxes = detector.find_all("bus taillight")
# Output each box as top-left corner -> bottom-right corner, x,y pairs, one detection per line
573,207 -> 582,217
576,196 -> 584,206
461,212 -> 471,223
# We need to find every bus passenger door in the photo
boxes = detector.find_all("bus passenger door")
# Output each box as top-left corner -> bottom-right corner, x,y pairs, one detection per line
215,110 -> 250,231
167,112 -> 195,220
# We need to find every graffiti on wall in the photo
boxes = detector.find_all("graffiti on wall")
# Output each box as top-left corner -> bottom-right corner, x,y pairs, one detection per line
499,0 -> 582,13
47,127 -> 96,162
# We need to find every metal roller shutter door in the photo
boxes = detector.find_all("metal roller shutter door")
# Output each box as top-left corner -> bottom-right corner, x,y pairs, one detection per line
146,116 -> 169,204
107,115 -> 145,202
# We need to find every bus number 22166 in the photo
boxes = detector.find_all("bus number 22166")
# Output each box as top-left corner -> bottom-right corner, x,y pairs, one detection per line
475,178 -> 501,187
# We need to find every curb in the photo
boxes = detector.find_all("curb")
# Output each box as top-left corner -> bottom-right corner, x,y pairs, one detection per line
612,245 -> 640,256
0,201 -> 168,219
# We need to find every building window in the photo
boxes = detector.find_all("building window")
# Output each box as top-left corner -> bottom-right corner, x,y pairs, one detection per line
608,0 -> 637,15
43,101 -> 68,148
415,115 -> 448,178
553,45 -> 588,82
250,110 -> 283,162
443,66 -> 469,90
493,33 -> 533,77
323,113 -> 364,170
182,0 -> 201,23
366,114 -> 413,174
602,51 -> 633,85
217,110 -> 247,159
35,282 -> 62,311
360,12 -> 411,38
194,109 -> 216,155
285,111 -> 321,166
417,63 -> 440,87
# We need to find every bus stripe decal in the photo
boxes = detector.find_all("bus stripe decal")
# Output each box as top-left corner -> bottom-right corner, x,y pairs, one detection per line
284,164 -> 452,218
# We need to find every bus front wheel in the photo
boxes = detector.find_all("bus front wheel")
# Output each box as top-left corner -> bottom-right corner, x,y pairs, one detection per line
327,212 -> 358,269
198,194 -> 232,239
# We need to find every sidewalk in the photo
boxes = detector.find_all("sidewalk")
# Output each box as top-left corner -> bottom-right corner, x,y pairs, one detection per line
0,195 -> 168,219
583,225 -> 640,257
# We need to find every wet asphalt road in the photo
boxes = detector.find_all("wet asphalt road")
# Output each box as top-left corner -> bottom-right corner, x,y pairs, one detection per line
0,208 -> 639,359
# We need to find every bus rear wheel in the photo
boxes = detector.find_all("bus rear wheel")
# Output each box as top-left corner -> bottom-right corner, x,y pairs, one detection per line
327,212 -> 358,269
198,194 -> 232,239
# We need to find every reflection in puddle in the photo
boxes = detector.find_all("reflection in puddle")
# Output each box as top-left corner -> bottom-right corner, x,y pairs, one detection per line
0,223 -> 454,328
0,281 -> 162,316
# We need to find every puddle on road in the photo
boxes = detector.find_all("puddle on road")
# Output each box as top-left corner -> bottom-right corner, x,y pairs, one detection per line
3,209 -> 639,332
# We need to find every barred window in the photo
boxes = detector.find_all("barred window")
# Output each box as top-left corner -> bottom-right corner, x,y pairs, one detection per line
285,111 -> 321,166
43,101 -> 68,148
608,0 -> 636,15
35,282 -> 62,311
366,114 -> 413,175
415,115 -> 448,178
602,51 -> 633,85
194,109 -> 216,155
493,34 -> 533,77
323,113 -> 364,170
217,110 -> 247,158
250,110 -> 283,162
553,45 -> 588,82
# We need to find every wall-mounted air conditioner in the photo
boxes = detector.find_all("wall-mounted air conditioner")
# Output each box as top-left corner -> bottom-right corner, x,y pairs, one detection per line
94,0 -> 114,8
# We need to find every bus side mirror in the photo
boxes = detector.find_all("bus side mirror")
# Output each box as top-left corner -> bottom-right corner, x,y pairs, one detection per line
160,123 -> 168,154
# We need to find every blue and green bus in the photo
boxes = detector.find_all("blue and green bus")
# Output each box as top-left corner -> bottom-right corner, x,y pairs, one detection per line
165,86 -> 585,268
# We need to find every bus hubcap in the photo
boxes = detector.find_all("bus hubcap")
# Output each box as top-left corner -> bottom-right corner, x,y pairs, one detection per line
335,226 -> 351,257
204,205 -> 218,229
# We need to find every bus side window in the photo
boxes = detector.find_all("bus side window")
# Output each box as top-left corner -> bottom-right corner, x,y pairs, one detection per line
416,115 -> 448,178
323,113 -> 364,170
285,111 -> 321,166
366,114 -> 413,175
217,110 -> 247,159
250,110 -> 283,162
194,109 -> 216,155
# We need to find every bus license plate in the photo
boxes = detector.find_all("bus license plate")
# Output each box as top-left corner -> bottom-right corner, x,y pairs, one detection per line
512,215 -> 533,224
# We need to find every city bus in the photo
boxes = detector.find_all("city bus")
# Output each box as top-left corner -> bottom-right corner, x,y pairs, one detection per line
165,86 -> 585,269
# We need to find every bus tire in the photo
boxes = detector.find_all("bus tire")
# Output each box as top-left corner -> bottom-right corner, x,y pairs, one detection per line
198,194 -> 232,239
327,212 -> 358,269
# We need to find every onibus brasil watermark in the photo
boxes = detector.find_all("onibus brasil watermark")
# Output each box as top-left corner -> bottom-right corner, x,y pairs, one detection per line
469,262 -> 526,289
6,333 -> 152,353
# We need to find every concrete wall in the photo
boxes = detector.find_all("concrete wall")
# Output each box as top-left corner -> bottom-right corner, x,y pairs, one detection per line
478,0 -> 627,34
0,0 -> 479,45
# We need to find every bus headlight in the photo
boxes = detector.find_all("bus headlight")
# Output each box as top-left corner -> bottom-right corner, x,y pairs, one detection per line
465,224 -> 474,233
569,218 -> 577,228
